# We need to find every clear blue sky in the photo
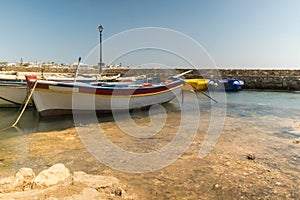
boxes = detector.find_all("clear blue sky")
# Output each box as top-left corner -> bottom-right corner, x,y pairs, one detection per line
0,0 -> 299,68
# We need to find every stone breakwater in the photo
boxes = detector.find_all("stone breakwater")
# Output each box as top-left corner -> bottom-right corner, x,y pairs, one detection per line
3,66 -> 300,90
217,69 -> 300,90
102,68 -> 300,91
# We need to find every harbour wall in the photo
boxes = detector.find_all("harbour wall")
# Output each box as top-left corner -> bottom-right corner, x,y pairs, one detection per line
3,66 -> 300,90
102,68 -> 300,91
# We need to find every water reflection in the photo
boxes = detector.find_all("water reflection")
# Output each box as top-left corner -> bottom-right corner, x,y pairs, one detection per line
0,107 -> 75,138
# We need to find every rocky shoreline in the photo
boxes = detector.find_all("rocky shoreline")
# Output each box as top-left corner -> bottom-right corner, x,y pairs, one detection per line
0,163 -> 136,199
0,116 -> 299,199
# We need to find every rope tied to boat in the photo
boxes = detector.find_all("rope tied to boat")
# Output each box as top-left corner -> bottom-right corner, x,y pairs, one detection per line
11,79 -> 38,127
183,80 -> 218,103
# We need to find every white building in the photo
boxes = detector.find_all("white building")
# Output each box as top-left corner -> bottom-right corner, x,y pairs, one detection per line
69,62 -> 90,69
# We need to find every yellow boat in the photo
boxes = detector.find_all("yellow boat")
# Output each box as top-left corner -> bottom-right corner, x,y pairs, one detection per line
183,79 -> 210,91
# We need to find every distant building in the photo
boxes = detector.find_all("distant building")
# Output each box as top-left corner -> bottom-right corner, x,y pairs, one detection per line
69,62 -> 90,69
7,63 -> 16,66
106,64 -> 129,69
0,62 -> 8,67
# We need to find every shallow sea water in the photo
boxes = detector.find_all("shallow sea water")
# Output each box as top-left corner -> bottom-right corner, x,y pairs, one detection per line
0,90 -> 299,198
0,90 -> 299,165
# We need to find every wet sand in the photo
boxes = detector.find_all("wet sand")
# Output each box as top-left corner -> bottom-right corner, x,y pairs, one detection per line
0,107 -> 299,199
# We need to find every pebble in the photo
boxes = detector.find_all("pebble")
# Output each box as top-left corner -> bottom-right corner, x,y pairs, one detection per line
292,139 -> 300,144
247,153 -> 256,160
275,182 -> 281,186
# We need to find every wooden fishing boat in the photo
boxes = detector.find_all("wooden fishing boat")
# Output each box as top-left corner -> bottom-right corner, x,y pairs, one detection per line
208,79 -> 244,91
26,75 -> 183,116
183,79 -> 210,91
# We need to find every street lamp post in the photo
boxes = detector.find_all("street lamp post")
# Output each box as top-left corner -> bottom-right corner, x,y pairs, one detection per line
98,25 -> 103,74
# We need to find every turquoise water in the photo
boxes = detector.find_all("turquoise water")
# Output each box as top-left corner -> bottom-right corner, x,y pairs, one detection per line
227,90 -> 300,111
224,91 -> 300,118
225,91 -> 300,141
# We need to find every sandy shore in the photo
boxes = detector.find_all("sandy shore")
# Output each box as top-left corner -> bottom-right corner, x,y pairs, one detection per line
0,111 -> 299,199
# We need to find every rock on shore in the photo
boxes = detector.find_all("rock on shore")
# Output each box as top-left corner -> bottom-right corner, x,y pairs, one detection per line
0,163 -> 136,199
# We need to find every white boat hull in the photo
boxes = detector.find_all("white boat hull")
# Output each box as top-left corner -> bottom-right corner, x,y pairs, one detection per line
31,80 -> 183,116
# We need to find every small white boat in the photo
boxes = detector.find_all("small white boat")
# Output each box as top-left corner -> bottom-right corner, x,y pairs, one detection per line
0,82 -> 28,106
0,73 -> 97,107
0,72 -> 27,83
26,75 -> 183,116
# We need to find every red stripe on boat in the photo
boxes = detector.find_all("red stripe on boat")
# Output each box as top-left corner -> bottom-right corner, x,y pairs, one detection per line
79,81 -> 182,96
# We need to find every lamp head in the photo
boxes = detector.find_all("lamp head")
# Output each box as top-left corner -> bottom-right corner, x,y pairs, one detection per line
98,25 -> 103,32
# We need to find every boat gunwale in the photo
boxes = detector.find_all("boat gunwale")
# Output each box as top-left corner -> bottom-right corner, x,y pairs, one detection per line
31,79 -> 183,97
34,79 -> 182,89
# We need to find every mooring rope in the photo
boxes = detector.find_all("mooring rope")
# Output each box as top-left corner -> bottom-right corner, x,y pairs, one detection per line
12,80 -> 38,127
183,80 -> 218,103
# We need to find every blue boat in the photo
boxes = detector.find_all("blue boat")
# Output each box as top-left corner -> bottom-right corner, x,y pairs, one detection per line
208,79 -> 244,91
